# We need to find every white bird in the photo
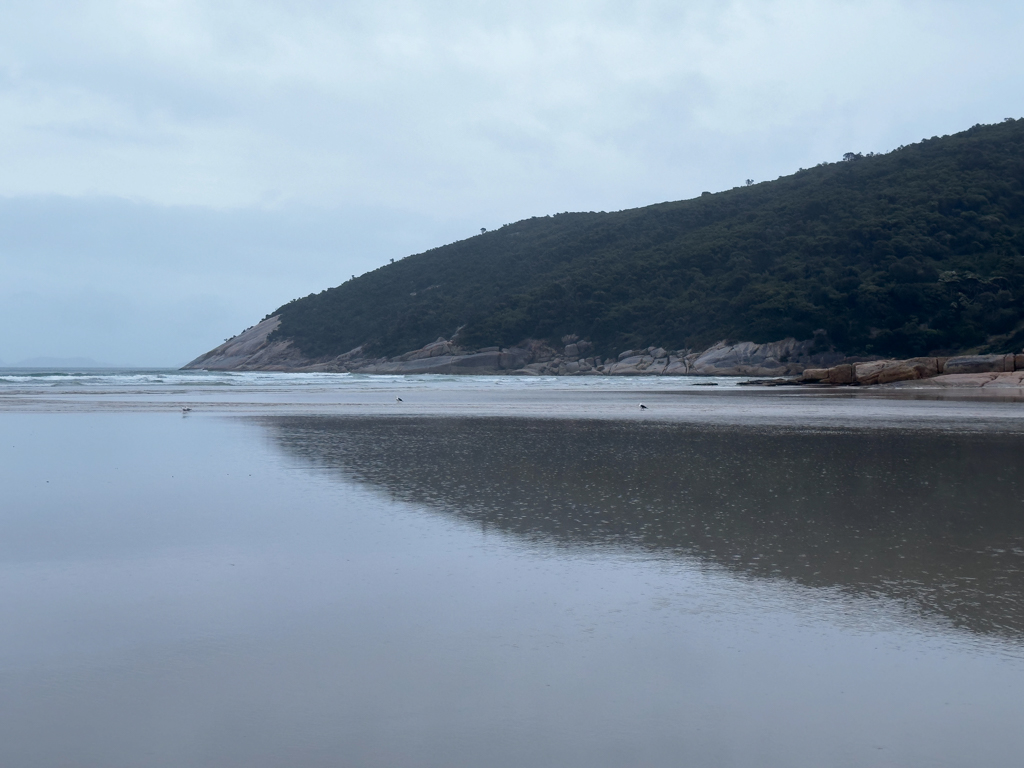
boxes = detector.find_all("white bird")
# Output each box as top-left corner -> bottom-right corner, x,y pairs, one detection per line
395,396 -> 403,403
182,407 -> 192,413
639,403 -> 648,410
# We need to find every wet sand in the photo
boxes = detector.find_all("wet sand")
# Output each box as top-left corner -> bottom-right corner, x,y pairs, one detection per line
3,370 -> 1024,432
2,376 -> 1024,767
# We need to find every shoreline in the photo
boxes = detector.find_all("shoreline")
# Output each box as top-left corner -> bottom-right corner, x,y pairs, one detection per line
182,317 -> 1024,392
4,373 -> 1024,432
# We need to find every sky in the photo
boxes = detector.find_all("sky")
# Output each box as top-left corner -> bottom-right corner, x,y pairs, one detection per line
2,0 -> 1023,366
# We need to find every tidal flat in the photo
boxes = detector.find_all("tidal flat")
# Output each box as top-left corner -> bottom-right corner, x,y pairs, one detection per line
2,373 -> 1024,767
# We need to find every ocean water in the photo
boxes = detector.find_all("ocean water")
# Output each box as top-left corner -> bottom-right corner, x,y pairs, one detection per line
2,371 -> 1024,767
0,367 -> 752,406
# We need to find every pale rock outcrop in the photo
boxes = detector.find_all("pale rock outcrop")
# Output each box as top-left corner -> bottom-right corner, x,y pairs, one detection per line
182,316 -> 311,371
607,354 -> 653,375
687,338 -> 839,377
398,338 -> 456,361
853,357 -> 939,385
185,329 -> 850,377
646,358 -> 668,375
942,354 -> 1015,375
801,368 -> 830,382
787,353 -> 1022,388
358,350 -> 503,375
826,364 -> 856,385
186,319 -> 1023,387
887,371 -> 1024,388
663,356 -> 687,375
499,347 -> 533,370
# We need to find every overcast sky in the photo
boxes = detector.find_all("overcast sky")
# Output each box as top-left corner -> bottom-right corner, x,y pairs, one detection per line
2,0 -> 1023,366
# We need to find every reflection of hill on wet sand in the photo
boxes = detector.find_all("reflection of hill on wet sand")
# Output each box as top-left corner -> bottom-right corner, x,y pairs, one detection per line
263,416 -> 1024,642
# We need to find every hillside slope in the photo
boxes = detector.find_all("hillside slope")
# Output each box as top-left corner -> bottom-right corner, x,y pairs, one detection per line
264,119 -> 1024,361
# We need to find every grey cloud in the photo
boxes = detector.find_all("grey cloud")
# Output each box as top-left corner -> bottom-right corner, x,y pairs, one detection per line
3,1 -> 1021,210
0,1 -> 1022,363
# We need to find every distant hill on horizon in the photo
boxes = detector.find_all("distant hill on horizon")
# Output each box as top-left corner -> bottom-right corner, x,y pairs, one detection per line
262,118 -> 1024,361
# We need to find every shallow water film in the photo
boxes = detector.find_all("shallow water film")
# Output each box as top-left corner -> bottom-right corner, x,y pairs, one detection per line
3,404 -> 1024,767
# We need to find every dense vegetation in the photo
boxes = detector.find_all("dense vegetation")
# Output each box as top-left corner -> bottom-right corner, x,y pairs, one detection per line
271,119 -> 1024,359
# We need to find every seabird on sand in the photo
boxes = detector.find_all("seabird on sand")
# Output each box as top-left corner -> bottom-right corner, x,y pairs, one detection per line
639,403 -> 648,410
395,397 -> 403,402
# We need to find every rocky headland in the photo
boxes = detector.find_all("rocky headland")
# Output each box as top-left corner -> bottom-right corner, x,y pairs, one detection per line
185,315 -> 845,378
182,315 -> 1024,389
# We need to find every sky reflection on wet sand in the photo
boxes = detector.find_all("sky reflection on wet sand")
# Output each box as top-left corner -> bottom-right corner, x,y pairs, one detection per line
2,384 -> 1024,767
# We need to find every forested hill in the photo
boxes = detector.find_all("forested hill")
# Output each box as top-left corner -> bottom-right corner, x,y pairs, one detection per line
270,119 -> 1024,360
